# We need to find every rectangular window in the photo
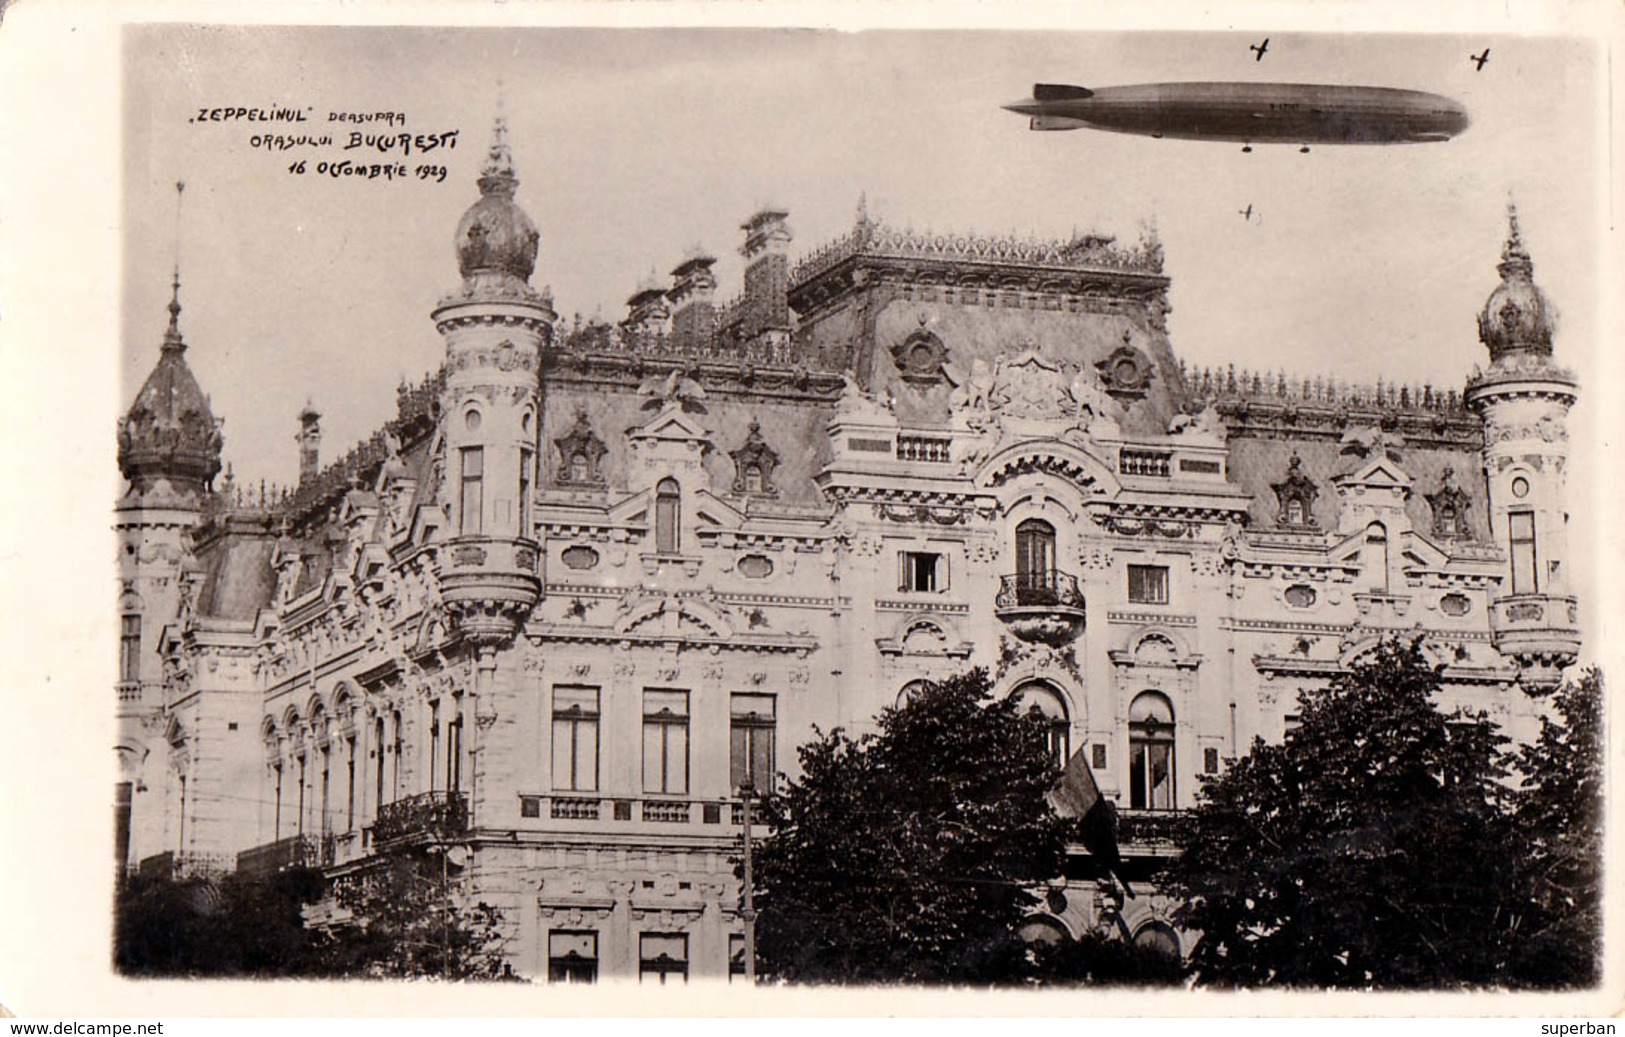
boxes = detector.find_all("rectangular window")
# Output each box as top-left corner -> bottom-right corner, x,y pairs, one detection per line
447,697 -> 463,794
1127,564 -> 1170,605
374,718 -> 386,818
120,615 -> 141,683
899,551 -> 944,593
346,735 -> 357,832
1091,743 -> 1108,770
520,795 -> 541,818
272,762 -> 284,839
548,930 -> 599,984
730,693 -> 776,793
1203,746 -> 1220,774
639,933 -> 689,985
551,686 -> 600,793
519,448 -> 534,538
1509,510 -> 1538,594
643,690 -> 690,796
1129,739 -> 1174,811
729,933 -> 748,982
460,446 -> 484,535
429,702 -> 440,792
1284,714 -> 1302,737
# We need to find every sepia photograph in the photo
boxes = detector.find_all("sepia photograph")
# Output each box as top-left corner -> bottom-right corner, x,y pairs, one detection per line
0,3 -> 1619,1020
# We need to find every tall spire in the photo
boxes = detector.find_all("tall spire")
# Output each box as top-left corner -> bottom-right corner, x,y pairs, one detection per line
478,83 -> 517,195
163,181 -> 187,353
1499,200 -> 1532,276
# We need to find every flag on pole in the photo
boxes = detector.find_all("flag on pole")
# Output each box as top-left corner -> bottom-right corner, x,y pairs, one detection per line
1046,747 -> 1133,898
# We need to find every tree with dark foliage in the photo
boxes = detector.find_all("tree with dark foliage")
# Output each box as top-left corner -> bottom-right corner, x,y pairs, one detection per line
1504,668 -> 1603,988
1169,638 -> 1521,988
750,669 -> 1071,984
115,866 -> 325,977
323,848 -> 509,979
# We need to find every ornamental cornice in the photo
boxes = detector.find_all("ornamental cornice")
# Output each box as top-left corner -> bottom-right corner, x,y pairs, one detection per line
875,599 -> 971,614
822,484 -> 995,510
524,622 -> 817,655
543,352 -> 846,403
1105,611 -> 1197,627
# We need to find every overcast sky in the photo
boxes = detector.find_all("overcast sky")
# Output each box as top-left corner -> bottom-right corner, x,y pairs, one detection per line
121,26 -> 1602,490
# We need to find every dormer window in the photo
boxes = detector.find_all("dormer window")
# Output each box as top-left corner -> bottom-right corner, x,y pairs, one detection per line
1271,453 -> 1319,529
1426,467 -> 1474,542
555,408 -> 608,487
729,419 -> 780,498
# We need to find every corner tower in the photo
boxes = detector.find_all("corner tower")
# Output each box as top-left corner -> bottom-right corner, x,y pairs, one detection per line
429,113 -> 555,649
114,269 -> 223,870
1463,205 -> 1580,690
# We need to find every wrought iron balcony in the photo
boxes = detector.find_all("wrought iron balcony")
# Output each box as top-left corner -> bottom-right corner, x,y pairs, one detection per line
370,790 -> 469,847
998,569 -> 1085,609
137,850 -> 236,880
995,569 -> 1086,645
1116,808 -> 1195,853
236,834 -> 320,878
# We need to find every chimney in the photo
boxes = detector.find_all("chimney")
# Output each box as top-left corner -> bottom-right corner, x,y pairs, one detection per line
296,402 -> 322,484
667,253 -> 718,349
740,208 -> 792,337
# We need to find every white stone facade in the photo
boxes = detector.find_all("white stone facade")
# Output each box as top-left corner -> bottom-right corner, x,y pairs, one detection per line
116,128 -> 1579,981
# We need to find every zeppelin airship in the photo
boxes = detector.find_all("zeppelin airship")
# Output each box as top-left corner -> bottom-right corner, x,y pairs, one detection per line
1004,82 -> 1469,149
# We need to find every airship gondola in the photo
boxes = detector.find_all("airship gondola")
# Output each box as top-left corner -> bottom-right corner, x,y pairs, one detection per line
1004,82 -> 1469,146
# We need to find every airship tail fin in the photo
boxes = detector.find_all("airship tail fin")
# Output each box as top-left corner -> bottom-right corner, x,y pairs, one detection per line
1033,83 -> 1094,101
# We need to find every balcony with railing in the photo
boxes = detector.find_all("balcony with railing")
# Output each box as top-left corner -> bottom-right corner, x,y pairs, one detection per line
236,834 -> 320,878
1115,809 -> 1194,855
370,790 -> 469,848
137,850 -> 236,880
1489,593 -> 1580,686
995,569 -> 1087,645
895,434 -> 952,464
516,795 -> 757,836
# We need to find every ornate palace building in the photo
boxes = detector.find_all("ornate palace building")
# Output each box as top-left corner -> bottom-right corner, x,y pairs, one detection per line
115,121 -> 1581,980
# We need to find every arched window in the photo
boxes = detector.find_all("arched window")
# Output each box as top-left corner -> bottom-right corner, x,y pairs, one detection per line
1014,519 -> 1057,603
1012,681 -> 1071,768
655,478 -> 681,555
1132,921 -> 1181,959
744,464 -> 764,494
1129,691 -> 1175,811
896,679 -> 933,708
570,452 -> 590,484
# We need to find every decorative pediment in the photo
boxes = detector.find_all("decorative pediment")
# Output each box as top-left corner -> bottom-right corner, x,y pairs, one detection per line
1337,456 -> 1412,491
1270,453 -> 1319,529
555,408 -> 608,487
729,419 -> 780,497
875,613 -> 975,658
626,404 -> 712,447
976,439 -> 1119,496
1425,467 -> 1473,541
615,593 -> 735,640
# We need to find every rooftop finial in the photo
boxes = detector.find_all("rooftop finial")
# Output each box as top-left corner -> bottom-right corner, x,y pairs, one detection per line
1498,198 -> 1532,276
163,181 -> 187,352
478,82 -> 516,192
